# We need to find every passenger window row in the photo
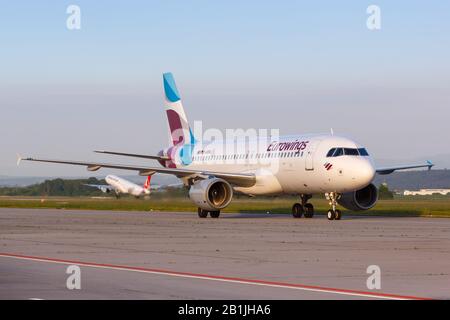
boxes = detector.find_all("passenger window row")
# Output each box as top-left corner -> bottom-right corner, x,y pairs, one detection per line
192,151 -> 304,161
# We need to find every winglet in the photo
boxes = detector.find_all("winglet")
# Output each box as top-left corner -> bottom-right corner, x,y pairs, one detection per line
16,154 -> 22,166
426,160 -> 434,171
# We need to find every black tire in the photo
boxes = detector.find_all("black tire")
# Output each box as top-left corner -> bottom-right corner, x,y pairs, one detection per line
327,209 -> 336,220
335,209 -> 342,220
292,203 -> 304,218
198,208 -> 208,218
210,211 -> 220,218
304,203 -> 314,218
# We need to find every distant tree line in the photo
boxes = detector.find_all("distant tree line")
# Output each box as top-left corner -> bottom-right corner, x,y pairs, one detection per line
0,178 -> 105,197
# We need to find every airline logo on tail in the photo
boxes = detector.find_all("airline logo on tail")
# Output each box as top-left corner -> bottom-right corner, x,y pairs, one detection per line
163,73 -> 196,166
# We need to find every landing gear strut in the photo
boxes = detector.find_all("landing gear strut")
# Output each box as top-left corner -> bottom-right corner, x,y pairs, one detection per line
197,208 -> 220,218
326,192 -> 341,221
292,194 -> 314,218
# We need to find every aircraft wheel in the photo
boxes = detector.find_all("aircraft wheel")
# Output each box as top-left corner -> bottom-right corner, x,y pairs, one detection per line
292,203 -> 304,218
304,203 -> 314,218
327,209 -> 336,220
198,208 -> 208,218
209,211 -> 220,218
335,210 -> 342,220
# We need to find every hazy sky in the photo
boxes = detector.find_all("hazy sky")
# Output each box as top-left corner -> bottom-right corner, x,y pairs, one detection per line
1,1 -> 449,176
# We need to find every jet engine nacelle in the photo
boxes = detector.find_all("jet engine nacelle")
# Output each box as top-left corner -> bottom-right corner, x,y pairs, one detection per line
100,187 -> 110,193
189,178 -> 233,211
337,183 -> 378,211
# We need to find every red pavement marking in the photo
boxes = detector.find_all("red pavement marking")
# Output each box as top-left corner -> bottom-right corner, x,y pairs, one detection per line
0,252 -> 431,300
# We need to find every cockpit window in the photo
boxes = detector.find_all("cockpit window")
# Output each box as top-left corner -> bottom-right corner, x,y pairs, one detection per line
333,148 -> 344,157
326,147 -> 369,157
358,148 -> 369,156
344,148 -> 359,156
326,148 -> 336,157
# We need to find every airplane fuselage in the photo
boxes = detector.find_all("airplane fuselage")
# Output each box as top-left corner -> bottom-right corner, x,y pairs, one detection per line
161,134 -> 375,196
105,175 -> 150,197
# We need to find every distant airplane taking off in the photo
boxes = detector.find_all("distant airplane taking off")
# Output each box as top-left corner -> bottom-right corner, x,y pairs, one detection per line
85,175 -> 152,198
19,73 -> 433,220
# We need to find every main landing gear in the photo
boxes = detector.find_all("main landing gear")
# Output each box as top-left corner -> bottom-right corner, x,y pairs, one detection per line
198,208 -> 220,218
326,192 -> 342,221
292,194 -> 314,218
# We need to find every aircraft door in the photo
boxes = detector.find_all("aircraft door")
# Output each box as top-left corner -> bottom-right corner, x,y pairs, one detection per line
305,140 -> 321,171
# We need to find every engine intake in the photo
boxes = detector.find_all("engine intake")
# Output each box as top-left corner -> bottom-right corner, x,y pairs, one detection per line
337,183 -> 378,211
189,178 -> 233,211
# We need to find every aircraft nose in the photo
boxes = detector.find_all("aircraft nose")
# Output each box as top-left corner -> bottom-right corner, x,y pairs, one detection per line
358,159 -> 376,185
346,158 -> 376,189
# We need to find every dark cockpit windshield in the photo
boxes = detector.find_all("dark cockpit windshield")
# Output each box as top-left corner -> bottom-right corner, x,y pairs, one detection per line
326,147 -> 369,157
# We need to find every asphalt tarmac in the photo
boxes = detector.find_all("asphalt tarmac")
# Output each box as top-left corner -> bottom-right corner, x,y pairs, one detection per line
1,208 -> 449,299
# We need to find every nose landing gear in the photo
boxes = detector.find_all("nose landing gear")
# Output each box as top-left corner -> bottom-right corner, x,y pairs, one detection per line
326,192 -> 342,220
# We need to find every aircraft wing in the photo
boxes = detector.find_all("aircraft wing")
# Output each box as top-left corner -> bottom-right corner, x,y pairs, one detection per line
94,150 -> 170,161
151,182 -> 185,191
376,161 -> 434,175
84,184 -> 115,193
19,157 -> 256,187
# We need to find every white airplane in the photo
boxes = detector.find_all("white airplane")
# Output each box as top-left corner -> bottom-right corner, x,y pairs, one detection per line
19,73 -> 433,220
85,175 -> 152,198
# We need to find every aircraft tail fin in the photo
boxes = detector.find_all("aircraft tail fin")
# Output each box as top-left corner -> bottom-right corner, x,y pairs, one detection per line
163,72 -> 195,146
143,175 -> 152,191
